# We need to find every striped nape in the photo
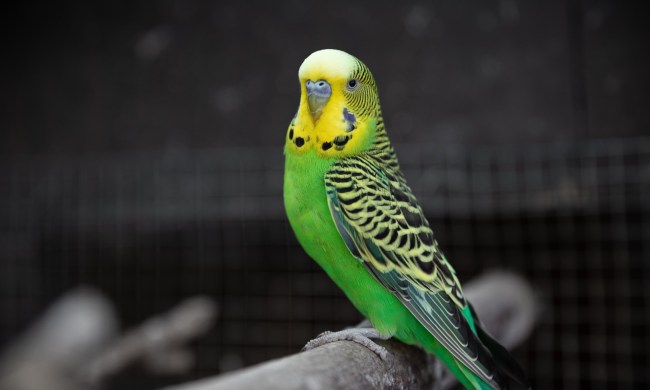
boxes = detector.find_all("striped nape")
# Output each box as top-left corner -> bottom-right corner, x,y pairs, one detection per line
367,109 -> 400,171
342,59 -> 379,119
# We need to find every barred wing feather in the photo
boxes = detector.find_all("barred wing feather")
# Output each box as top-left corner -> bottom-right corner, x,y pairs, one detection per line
325,156 -> 501,389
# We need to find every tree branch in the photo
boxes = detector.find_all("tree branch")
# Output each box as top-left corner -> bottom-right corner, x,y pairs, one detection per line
163,271 -> 537,390
83,296 -> 218,384
0,289 -> 218,390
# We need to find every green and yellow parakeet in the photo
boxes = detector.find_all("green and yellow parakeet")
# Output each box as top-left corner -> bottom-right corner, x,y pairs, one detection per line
283,49 -> 529,390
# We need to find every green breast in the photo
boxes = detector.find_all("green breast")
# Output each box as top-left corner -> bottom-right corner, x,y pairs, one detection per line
283,149 -> 416,338
283,148 -> 359,284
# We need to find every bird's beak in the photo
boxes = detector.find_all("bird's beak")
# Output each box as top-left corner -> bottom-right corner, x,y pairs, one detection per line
306,79 -> 331,122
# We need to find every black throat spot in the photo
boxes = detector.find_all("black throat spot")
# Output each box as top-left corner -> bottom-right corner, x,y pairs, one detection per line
333,135 -> 351,150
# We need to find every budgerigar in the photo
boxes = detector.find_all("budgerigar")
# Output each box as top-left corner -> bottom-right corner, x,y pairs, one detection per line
283,49 -> 529,390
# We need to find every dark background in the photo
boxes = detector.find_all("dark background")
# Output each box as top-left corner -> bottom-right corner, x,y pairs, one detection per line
1,0 -> 649,389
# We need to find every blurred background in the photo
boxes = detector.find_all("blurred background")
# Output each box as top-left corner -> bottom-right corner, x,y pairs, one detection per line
1,0 -> 649,389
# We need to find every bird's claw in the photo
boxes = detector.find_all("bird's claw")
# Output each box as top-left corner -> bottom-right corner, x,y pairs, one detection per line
314,330 -> 333,338
302,327 -> 391,361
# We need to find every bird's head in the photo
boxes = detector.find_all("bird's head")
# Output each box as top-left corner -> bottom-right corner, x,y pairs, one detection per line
285,49 -> 382,158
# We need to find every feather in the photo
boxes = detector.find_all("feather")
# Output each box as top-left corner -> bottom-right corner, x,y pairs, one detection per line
325,155 -> 506,388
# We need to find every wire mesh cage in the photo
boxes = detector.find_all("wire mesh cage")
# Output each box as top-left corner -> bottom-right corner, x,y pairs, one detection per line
1,138 -> 649,389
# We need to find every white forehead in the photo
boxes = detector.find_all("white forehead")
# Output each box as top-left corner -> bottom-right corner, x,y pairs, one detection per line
298,49 -> 357,80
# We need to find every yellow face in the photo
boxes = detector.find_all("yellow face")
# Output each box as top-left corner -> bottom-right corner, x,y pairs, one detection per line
285,49 -> 380,158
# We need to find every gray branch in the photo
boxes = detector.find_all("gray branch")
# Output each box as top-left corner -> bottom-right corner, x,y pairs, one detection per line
163,271 -> 538,390
0,289 -> 218,390
83,296 -> 218,384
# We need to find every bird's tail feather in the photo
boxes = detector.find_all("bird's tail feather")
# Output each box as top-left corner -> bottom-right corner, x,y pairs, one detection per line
456,362 -> 494,390
469,304 -> 531,390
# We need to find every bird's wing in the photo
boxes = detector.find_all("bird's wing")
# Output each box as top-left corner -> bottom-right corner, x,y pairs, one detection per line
324,156 -> 501,388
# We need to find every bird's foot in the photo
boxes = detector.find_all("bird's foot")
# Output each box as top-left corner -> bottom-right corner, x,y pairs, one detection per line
302,327 -> 391,361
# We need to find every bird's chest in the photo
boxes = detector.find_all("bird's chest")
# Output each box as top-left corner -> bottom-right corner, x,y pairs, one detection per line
284,152 -> 409,337
284,161 -> 339,260
284,152 -> 361,276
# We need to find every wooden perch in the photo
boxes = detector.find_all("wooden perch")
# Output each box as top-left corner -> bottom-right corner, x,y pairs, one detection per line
163,271 -> 537,390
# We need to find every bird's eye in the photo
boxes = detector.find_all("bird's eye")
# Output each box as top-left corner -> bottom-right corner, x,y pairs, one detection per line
346,78 -> 359,91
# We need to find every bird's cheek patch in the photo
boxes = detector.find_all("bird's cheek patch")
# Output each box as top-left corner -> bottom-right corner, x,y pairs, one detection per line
314,107 -> 356,154
343,108 -> 357,132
